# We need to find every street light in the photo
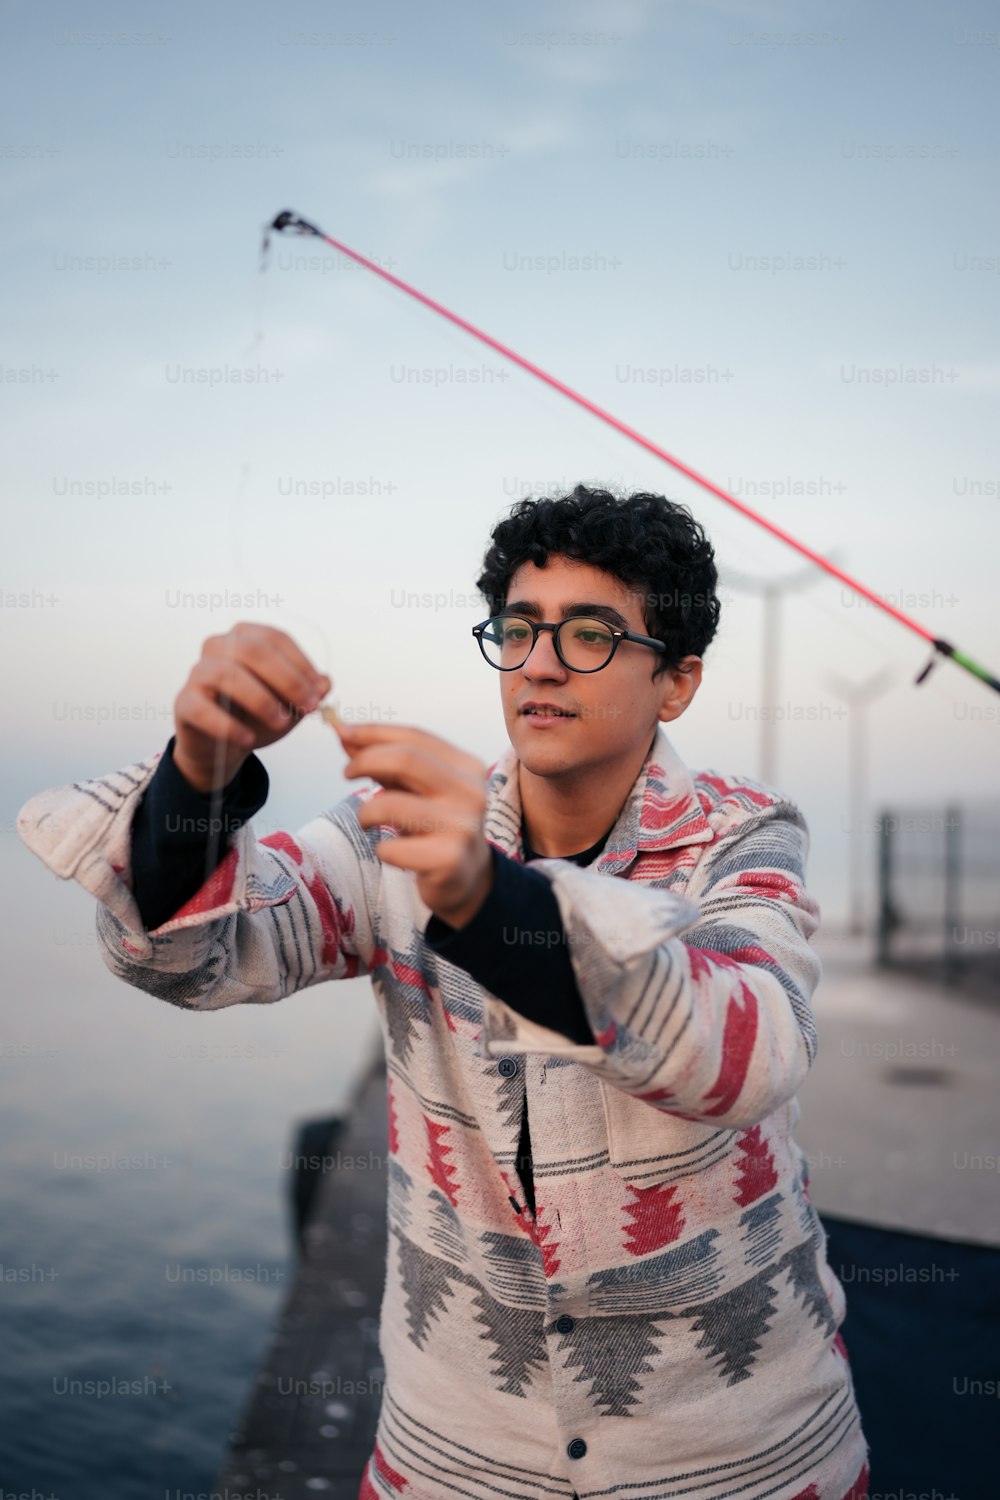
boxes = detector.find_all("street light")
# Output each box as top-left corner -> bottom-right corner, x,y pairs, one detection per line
720,556 -> 840,785
822,665 -> 896,936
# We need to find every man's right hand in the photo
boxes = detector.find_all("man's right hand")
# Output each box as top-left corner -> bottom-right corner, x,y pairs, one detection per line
172,622 -> 332,794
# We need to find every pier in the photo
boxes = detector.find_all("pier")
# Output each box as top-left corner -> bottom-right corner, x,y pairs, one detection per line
215,1033 -> 388,1499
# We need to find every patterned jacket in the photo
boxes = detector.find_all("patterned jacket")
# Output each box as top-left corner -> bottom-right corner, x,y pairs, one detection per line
17,726 -> 870,1500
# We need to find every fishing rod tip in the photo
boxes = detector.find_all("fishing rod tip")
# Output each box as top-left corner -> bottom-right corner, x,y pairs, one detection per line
261,210 -> 322,271
267,209 -> 322,237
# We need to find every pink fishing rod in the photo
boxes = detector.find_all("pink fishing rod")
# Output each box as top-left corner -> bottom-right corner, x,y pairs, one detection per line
264,209 -> 999,698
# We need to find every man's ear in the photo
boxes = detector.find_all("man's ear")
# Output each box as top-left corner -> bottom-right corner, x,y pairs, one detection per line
657,656 -> 703,722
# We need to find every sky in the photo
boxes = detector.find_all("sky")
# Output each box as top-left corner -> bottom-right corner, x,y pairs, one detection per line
3,0 -> 999,926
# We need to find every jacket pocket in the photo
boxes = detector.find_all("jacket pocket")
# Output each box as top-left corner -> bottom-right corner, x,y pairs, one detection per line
600,1080 -> 737,1188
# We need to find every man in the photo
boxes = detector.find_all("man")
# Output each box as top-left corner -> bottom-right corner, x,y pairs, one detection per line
18,485 -> 870,1499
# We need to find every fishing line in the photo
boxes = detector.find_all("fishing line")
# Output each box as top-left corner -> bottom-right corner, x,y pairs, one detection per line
261,208 -> 999,699
146,262 -> 347,1490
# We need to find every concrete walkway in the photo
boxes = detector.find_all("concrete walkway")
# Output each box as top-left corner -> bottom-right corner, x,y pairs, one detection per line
795,928 -> 1000,1248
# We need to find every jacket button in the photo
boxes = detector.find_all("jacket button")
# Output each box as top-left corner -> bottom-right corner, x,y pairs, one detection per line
497,1056 -> 518,1077
555,1314 -> 575,1333
567,1437 -> 587,1459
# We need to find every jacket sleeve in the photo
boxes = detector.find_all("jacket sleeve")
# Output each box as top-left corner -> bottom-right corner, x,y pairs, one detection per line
129,736 -> 271,932
16,753 -> 383,1012
476,791 -> 822,1130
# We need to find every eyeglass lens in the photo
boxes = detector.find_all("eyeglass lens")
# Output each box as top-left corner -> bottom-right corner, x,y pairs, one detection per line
481,616 -> 615,670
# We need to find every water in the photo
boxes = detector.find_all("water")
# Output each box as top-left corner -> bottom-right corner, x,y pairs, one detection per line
0,838 -> 379,1499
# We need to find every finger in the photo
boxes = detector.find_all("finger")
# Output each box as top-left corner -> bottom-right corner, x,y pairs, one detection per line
337,721 -> 487,779
357,791 -> 480,839
176,685 -> 255,747
235,639 -> 328,713
253,625 -> 332,700
227,622 -> 328,684
193,659 -> 301,734
344,742 -> 486,799
372,835 -> 453,874
345,745 -> 461,798
207,630 -> 328,713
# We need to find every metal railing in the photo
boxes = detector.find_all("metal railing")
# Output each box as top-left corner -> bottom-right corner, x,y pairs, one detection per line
876,800 -> 1000,991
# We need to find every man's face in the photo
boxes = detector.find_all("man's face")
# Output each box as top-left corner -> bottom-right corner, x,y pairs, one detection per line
498,554 -> 700,777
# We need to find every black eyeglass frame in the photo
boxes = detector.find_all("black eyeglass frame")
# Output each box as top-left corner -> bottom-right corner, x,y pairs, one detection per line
471,614 -> 668,674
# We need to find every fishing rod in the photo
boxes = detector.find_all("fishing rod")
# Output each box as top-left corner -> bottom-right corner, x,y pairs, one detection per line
263,208 -> 1000,699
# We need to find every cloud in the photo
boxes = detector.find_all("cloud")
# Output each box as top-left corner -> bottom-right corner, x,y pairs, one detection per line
504,117 -> 577,153
368,157 -> 487,204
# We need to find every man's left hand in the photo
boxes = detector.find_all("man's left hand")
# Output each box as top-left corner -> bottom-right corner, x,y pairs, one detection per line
337,721 -> 494,929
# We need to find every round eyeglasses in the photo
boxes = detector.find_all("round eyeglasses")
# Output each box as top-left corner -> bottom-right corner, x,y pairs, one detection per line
472,614 -> 667,673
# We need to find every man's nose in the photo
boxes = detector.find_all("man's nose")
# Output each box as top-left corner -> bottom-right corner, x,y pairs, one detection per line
521,629 -> 568,677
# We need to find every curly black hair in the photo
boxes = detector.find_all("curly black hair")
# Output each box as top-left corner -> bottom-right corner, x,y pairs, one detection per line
475,484 -> 721,678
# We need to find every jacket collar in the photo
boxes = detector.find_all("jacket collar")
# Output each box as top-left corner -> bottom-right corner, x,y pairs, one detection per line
483,722 -> 714,878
